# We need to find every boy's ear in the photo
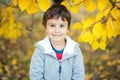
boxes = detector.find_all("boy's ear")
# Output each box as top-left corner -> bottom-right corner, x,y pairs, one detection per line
45,27 -> 48,32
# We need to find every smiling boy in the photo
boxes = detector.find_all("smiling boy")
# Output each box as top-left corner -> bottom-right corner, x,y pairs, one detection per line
30,3 -> 85,80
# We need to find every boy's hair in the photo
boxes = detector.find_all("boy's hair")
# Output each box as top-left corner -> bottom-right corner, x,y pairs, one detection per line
42,3 -> 71,28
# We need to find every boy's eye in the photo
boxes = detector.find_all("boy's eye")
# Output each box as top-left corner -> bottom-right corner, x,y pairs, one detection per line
60,24 -> 65,28
50,24 -> 55,27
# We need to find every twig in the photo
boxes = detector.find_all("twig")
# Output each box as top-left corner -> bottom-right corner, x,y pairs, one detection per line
0,0 -> 18,8
80,0 -> 116,34
0,0 -> 10,6
68,0 -> 86,7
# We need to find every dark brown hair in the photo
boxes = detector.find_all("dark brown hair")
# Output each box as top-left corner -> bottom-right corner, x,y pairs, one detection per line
42,3 -> 71,29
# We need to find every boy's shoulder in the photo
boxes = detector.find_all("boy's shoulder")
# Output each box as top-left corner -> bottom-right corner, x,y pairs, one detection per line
34,37 -> 53,54
35,36 -> 49,47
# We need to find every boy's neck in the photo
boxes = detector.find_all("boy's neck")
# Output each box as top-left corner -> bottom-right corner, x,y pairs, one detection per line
50,39 -> 66,50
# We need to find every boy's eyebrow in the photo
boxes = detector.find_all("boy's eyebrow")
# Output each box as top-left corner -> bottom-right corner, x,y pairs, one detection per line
48,23 -> 54,25
47,21 -> 67,23
48,23 -> 67,25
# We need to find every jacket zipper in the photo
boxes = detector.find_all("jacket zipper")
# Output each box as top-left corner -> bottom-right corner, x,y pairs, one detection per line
59,61 -> 62,80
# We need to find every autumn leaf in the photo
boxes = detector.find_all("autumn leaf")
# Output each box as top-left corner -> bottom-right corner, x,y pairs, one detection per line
84,0 -> 96,12
0,6 -> 22,39
99,40 -> 106,50
69,0 -> 82,14
37,0 -> 50,12
98,66 -> 104,71
106,18 -> 115,39
91,40 -> 99,50
82,17 -> 96,30
92,22 -> 103,39
26,0 -> 39,14
12,0 -> 18,6
62,1 -> 71,10
78,31 -> 94,44
71,22 -> 83,30
97,0 -> 108,11
96,12 -> 104,21
111,7 -> 118,19
70,4 -> 81,14
112,18 -> 120,35
18,0 -> 30,11
12,58 -> 17,65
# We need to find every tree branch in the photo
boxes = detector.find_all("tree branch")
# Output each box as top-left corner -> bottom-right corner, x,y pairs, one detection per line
109,0 -> 120,9
81,2 -> 115,34
0,0 -> 10,6
68,0 -> 86,7
0,0 -> 18,8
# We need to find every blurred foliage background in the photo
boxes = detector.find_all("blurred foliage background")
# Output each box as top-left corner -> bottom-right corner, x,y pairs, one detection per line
0,0 -> 120,80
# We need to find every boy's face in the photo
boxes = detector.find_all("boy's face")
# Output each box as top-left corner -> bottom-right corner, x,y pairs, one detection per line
45,17 -> 68,43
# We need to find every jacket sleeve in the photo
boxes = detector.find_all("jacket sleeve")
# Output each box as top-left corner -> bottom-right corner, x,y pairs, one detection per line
30,48 -> 45,80
71,46 -> 85,80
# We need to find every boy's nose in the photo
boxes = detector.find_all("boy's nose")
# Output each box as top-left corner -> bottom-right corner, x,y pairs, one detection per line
55,27 -> 60,32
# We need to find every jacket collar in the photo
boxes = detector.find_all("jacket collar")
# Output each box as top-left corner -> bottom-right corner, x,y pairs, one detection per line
35,36 -> 78,56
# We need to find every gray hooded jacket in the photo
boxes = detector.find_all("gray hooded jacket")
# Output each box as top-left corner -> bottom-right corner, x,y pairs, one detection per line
30,36 -> 84,80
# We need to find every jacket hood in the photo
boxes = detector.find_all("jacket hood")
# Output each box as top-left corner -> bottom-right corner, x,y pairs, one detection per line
35,36 -> 79,57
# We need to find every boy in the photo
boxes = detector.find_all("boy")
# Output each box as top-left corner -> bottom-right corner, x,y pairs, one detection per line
30,3 -> 84,80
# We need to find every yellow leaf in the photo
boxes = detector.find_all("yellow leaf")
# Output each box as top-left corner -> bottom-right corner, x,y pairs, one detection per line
112,18 -> 120,35
78,31 -> 94,44
97,0 -> 108,11
12,0 -> 18,6
116,0 -> 120,9
101,34 -> 107,41
0,6 -> 22,39
101,28 -> 107,38
18,0 -> 30,11
106,18 -> 116,39
96,12 -> 104,21
100,40 -> 106,50
62,1 -> 71,10
70,4 -> 81,14
101,54 -> 110,61
0,23 -> 8,37
26,0 -> 39,14
100,27 -> 107,50
12,58 -> 17,65
4,27 -> 21,39
93,22 -> 103,38
85,73 -> 92,80
84,0 -> 96,12
38,0 -> 50,12
98,66 -> 104,71
1,7 -> 9,24
117,9 -> 120,18
72,0 -> 84,5
0,27 -> 4,36
71,22 -> 83,30
17,22 -> 22,29
0,68 -> 3,74
111,7 -> 118,19
82,17 -> 96,30
91,40 -> 99,50
104,8 -> 111,16
4,30 -> 15,39
100,74 -> 106,78
107,61 -> 113,67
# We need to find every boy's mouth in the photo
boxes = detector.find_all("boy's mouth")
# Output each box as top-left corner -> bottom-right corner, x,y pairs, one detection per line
52,34 -> 62,37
